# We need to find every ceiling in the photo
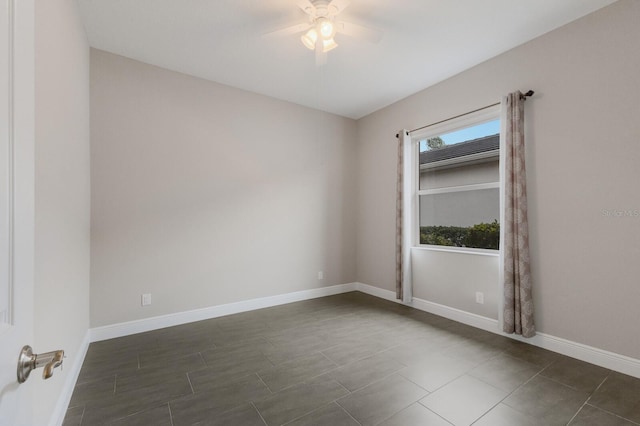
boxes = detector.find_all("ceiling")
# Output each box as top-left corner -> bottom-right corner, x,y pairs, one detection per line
78,0 -> 617,119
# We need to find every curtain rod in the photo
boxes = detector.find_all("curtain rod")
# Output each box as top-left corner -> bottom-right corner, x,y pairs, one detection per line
396,90 -> 534,138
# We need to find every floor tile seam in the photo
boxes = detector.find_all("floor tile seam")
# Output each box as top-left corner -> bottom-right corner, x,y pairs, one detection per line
264,309 -> 356,334
138,346 -> 216,365
254,372 -> 276,396
279,402 -> 360,426
493,350 -> 543,368
580,370 -> 639,424
492,368 -> 546,416
566,399 -> 590,426
317,350 -> 341,369
371,398 -> 431,426
103,402 -> 171,425
169,386 -> 268,422
188,370 -> 265,395
204,397 -> 269,423
259,350 -> 339,372
319,344 -> 392,368
264,348 -> 326,367
536,373 -> 594,394
167,402 -> 175,426
254,370 -> 277,394
400,366 -> 467,395
441,350 -> 499,367
418,374 -> 508,425
584,370 -> 610,405
583,402 -> 640,425
336,370 -> 415,396
464,399 -> 504,426
186,371 -> 195,395
415,401 -> 455,426
249,401 -> 269,426
78,406 -> 86,426
341,405 -> 364,426
255,361 -> 345,394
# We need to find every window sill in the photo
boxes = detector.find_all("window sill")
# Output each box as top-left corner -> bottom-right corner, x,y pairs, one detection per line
412,245 -> 499,257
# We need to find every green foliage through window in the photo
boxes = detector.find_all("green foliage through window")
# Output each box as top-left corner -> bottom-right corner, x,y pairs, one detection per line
420,220 -> 500,250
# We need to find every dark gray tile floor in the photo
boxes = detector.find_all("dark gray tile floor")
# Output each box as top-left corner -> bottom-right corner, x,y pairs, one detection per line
63,292 -> 640,426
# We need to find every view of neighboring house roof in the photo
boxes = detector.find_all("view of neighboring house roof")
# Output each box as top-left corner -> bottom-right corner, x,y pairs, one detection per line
420,134 -> 499,164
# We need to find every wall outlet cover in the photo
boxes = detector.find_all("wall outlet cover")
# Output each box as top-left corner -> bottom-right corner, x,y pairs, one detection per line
142,293 -> 152,306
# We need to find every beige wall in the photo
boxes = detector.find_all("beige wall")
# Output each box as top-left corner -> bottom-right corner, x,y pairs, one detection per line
356,0 -> 640,359
90,50 -> 357,327
34,0 -> 91,423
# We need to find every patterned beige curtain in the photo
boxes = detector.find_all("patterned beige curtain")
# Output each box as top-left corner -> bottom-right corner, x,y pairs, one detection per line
395,130 -> 412,302
502,92 -> 535,337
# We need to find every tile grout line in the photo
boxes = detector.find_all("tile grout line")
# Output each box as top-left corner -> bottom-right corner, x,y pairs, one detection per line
186,371 -> 195,394
79,406 -> 85,426
564,372 -> 610,426
577,371 -> 640,426
583,402 -> 640,426
415,401 -> 455,426
250,401 -> 269,426
167,402 -> 175,426
489,367 -> 547,414
255,372 -> 276,394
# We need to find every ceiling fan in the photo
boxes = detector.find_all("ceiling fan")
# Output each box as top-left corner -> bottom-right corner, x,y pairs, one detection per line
266,0 -> 383,65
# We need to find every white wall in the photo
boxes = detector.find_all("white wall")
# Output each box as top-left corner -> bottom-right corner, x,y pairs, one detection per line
34,0 -> 90,424
356,0 -> 640,359
90,50 -> 357,327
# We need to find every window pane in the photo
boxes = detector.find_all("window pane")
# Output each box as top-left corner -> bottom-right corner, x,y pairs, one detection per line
418,120 -> 500,191
419,188 -> 500,249
420,160 -> 499,190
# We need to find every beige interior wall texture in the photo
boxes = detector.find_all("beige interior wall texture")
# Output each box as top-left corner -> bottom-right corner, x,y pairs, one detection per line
90,50 -> 357,327
34,0 -> 91,423
356,0 -> 640,359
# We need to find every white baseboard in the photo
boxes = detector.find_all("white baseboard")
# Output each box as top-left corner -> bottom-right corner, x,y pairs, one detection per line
85,280 -> 640,378
90,283 -> 358,342
50,330 -> 91,426
355,282 -> 640,379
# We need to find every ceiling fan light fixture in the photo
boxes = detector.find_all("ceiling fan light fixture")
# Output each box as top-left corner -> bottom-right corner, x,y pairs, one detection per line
317,18 -> 336,40
322,38 -> 338,52
301,28 -> 318,50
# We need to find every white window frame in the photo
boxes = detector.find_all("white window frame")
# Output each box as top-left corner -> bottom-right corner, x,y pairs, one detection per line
411,105 -> 501,255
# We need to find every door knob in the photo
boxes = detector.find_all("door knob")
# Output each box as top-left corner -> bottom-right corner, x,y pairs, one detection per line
17,345 -> 65,383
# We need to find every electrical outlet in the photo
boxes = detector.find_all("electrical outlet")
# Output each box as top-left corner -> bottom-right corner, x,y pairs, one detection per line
317,271 -> 324,280
475,292 -> 484,304
141,293 -> 152,306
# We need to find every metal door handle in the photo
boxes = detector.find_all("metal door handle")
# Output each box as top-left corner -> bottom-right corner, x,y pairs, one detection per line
17,345 -> 65,383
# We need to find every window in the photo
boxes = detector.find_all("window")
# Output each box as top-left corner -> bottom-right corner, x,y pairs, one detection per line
415,109 -> 500,251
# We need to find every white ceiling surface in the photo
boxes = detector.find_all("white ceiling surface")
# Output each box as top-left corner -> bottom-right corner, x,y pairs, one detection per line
79,0 -> 617,119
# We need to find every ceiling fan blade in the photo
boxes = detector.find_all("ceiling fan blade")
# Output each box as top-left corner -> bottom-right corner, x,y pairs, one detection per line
328,0 -> 351,16
296,0 -> 316,15
263,22 -> 310,38
335,21 -> 383,43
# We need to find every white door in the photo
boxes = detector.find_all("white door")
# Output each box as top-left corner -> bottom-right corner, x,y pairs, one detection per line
0,0 -> 36,424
